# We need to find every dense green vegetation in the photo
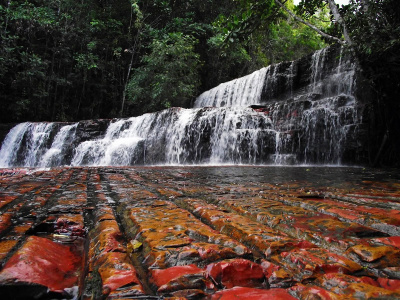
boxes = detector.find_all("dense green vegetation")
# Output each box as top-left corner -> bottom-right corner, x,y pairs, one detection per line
0,0 -> 399,165
0,0 -> 329,122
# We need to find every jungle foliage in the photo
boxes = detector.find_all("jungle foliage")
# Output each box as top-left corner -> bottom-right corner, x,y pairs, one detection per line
0,0 -> 328,122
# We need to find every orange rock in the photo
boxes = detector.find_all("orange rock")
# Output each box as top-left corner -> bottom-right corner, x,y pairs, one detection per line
12,221 -> 34,235
0,240 -> 18,261
96,219 -> 125,254
0,194 -> 18,209
346,243 -> 400,267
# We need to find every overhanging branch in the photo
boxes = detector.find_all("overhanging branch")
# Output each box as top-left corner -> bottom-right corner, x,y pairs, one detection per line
274,0 -> 345,45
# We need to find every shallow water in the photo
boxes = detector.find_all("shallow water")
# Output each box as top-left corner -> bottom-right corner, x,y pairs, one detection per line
132,165 -> 400,189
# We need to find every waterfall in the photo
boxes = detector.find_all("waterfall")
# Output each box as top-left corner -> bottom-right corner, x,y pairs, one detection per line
39,123 -> 78,167
0,123 -> 30,167
0,45 -> 364,167
194,67 -> 268,108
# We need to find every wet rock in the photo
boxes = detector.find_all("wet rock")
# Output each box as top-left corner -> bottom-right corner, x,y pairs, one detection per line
0,236 -> 83,297
177,198 -> 315,258
289,284 -> 340,300
150,264 -> 204,289
206,258 -> 266,289
128,200 -> 251,268
54,214 -> 85,237
0,213 -> 12,235
373,236 -> 400,249
311,273 -> 400,299
346,243 -> 400,267
377,278 -> 400,292
261,260 -> 295,288
0,240 -> 17,261
170,288 -> 208,299
96,252 -> 144,296
211,286 -> 297,299
272,248 -> 362,281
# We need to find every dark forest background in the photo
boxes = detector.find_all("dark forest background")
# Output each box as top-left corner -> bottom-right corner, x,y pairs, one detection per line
0,0 -> 344,122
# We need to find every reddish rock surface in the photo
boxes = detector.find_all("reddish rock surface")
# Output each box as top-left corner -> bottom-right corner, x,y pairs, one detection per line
0,166 -> 399,299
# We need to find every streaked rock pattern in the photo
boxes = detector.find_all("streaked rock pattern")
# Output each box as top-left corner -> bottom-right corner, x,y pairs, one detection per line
0,166 -> 399,299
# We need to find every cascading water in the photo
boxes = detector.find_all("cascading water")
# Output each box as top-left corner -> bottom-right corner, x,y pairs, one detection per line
194,67 -> 268,108
0,45 -> 365,167
39,123 -> 78,167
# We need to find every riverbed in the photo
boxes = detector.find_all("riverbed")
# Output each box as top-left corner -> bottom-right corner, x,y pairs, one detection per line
0,166 -> 399,299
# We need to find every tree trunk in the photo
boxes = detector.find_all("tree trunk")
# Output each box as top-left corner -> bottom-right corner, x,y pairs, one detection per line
325,0 -> 353,45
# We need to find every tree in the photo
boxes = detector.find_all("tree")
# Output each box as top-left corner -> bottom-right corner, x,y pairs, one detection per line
125,32 -> 201,115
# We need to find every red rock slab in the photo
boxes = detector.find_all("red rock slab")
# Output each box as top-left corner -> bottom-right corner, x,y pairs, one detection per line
271,248 -> 362,281
312,273 -> 400,299
151,265 -> 207,294
211,286 -> 297,300
206,258 -> 265,289
0,236 -> 82,293
0,194 -> 18,209
94,205 -> 116,222
377,278 -> 400,291
177,198 -> 314,257
286,214 -> 385,249
13,182 -> 43,194
150,264 -> 204,288
96,252 -> 144,296
373,236 -> 400,249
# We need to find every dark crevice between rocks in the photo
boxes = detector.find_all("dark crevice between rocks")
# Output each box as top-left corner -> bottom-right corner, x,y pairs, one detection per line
80,168 -> 98,300
100,169 -> 156,297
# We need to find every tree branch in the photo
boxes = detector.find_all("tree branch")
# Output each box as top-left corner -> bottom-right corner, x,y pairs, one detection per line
274,0 -> 345,45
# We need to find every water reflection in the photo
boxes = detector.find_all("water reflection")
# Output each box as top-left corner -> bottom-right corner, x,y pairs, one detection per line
139,166 -> 400,189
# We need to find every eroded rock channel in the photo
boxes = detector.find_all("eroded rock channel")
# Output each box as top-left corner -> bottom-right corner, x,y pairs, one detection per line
0,166 -> 399,299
